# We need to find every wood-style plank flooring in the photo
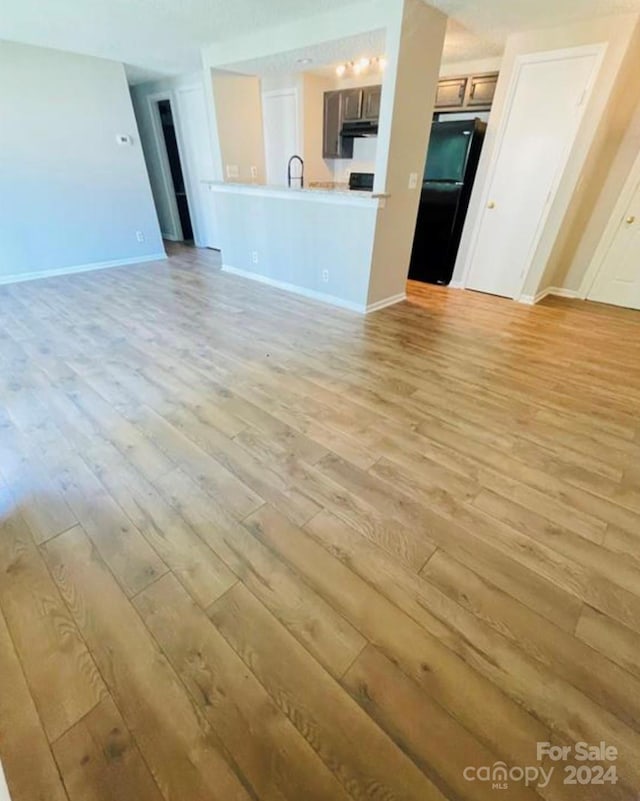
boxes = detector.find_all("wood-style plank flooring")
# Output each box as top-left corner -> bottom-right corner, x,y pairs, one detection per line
1,244 -> 639,801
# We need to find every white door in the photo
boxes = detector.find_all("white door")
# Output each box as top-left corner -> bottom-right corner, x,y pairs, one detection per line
175,85 -> 220,249
262,90 -> 299,186
587,178 -> 640,310
465,49 -> 601,298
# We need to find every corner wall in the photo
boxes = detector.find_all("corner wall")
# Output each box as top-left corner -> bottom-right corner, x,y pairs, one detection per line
0,40 -> 164,282
367,0 -> 447,305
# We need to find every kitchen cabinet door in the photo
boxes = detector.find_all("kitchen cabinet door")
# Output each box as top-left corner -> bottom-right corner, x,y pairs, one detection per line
362,85 -> 382,120
435,78 -> 467,109
468,73 -> 498,107
342,89 -> 363,120
323,91 -> 343,158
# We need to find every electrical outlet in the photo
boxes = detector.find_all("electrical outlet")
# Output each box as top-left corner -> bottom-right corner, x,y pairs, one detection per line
136,230 -> 145,242
408,172 -> 418,190
322,269 -> 329,283
251,251 -> 259,264
226,164 -> 239,179
250,165 -> 258,179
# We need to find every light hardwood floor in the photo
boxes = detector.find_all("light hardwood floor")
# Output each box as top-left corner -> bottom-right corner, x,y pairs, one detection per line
1,244 -> 639,801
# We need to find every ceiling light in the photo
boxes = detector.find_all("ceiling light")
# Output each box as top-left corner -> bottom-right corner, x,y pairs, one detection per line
335,56 -> 385,78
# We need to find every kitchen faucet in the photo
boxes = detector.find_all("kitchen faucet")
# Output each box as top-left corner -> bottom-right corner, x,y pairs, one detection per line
287,155 -> 304,188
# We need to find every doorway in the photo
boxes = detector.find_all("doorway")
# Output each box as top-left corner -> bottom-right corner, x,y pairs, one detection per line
157,99 -> 193,242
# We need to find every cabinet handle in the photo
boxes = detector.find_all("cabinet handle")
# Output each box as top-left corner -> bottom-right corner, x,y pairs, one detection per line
626,215 -> 636,224
487,201 -> 496,209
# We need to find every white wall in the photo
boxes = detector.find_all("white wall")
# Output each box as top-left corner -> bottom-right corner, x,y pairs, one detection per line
439,57 -> 503,78
211,72 -> 266,184
0,41 -> 164,282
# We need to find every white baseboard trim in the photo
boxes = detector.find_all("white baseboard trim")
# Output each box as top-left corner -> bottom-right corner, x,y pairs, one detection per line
0,252 -> 167,287
519,286 -> 580,305
366,292 -> 406,313
548,286 -> 579,299
221,264 -> 371,313
448,280 -> 465,290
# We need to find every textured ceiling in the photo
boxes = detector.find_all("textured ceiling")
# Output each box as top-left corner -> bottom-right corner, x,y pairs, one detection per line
1,0 -> 639,83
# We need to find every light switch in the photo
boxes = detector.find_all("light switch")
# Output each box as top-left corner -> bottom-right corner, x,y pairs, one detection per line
408,172 -> 418,189
116,134 -> 134,146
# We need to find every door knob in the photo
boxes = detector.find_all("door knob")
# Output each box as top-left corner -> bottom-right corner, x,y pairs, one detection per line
626,215 -> 636,224
487,201 -> 496,209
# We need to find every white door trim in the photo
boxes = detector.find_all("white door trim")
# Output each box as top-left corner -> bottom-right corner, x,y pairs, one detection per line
578,146 -> 640,299
147,91 -> 183,241
458,43 -> 606,300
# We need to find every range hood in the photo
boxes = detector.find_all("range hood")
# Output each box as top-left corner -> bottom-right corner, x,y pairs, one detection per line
341,120 -> 378,138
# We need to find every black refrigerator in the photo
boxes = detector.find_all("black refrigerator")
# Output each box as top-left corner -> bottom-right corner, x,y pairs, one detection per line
408,118 -> 486,285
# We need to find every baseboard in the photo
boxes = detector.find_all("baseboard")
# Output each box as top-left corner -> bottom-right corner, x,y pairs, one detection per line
448,280 -> 465,290
366,293 -> 406,313
520,286 -> 580,305
0,252 -> 167,287
221,264 -> 369,313
548,286 -> 579,299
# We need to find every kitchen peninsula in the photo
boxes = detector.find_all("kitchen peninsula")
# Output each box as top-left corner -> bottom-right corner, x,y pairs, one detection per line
205,180 -> 386,312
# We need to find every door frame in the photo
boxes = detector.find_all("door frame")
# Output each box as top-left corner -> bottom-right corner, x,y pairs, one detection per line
261,88 -> 300,186
578,146 -> 640,299
457,43 -> 605,300
147,91 -> 184,241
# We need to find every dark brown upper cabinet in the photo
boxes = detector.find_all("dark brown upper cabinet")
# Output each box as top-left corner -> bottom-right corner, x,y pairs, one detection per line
342,89 -> 364,121
434,72 -> 499,112
467,73 -> 499,107
362,85 -> 382,120
322,84 -> 382,159
435,77 -> 468,109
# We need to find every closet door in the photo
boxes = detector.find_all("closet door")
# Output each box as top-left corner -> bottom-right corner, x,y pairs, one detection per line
587,178 -> 640,310
465,48 -> 601,298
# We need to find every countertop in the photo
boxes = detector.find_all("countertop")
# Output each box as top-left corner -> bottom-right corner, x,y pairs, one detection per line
202,180 -> 389,203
